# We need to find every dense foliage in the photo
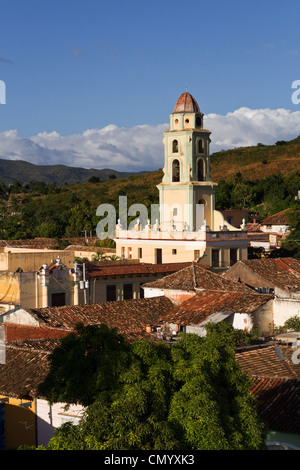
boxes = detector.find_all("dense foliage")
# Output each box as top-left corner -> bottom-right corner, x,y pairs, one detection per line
215,171 -> 300,215
0,170 -> 299,240
38,323 -> 268,450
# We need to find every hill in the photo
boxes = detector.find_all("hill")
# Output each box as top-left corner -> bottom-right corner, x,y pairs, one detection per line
209,136 -> 300,182
0,158 -> 136,185
0,135 -> 300,186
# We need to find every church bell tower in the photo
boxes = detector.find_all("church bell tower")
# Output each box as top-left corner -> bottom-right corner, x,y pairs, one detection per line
157,92 -> 217,231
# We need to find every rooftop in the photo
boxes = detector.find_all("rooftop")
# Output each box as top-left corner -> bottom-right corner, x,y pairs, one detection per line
158,291 -> 273,326
87,262 -> 193,278
20,296 -> 175,341
232,258 -> 300,292
0,343 -> 50,399
261,209 -> 291,226
235,344 -> 300,435
143,263 -> 253,293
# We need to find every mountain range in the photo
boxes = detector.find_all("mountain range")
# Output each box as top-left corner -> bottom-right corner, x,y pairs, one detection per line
0,158 -> 136,185
0,135 -> 300,185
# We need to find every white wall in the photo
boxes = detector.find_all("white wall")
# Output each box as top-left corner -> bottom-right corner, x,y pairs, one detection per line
274,297 -> 300,327
143,287 -> 164,298
36,399 -> 85,447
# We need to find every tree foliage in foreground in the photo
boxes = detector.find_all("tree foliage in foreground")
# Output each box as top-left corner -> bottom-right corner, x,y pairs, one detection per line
39,323 -> 268,450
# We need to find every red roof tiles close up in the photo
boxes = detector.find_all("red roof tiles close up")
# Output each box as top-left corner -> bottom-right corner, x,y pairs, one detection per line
158,291 -> 273,326
143,263 -> 253,293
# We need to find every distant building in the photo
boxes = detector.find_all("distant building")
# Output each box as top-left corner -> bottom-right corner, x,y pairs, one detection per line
115,92 -> 248,269
260,209 -> 291,235
0,245 -> 193,312
246,209 -> 292,253
223,257 -> 300,328
142,263 -> 273,337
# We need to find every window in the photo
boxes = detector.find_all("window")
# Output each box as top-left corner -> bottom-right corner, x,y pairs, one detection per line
196,116 -> 202,127
123,283 -> 133,300
198,139 -> 204,153
51,292 -> 66,307
172,249 -> 177,255
106,284 -> 117,302
172,139 -> 178,153
172,159 -> 180,182
173,208 -> 177,216
138,247 -> 142,259
197,159 -> 204,181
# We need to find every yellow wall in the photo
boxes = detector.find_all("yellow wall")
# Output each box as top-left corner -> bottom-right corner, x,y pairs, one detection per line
0,249 -> 74,272
116,240 -> 248,267
0,272 -> 21,304
0,396 -> 36,449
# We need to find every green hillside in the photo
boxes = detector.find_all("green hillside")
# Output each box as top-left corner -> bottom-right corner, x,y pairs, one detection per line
210,136 -> 300,182
0,158 -> 136,185
1,135 -> 299,186
0,136 -> 300,241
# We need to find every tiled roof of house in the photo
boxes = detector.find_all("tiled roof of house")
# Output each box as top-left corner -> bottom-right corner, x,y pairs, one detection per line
261,209 -> 291,226
251,377 -> 300,434
235,258 -> 300,292
158,291 -> 273,326
3,323 -> 69,343
87,262 -> 193,278
143,263 -> 254,293
247,223 -> 262,232
21,296 -> 175,340
0,237 -> 99,249
235,344 -> 300,434
0,343 -> 50,399
235,345 -> 298,379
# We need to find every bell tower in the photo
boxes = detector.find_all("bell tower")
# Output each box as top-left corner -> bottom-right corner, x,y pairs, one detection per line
157,92 -> 217,231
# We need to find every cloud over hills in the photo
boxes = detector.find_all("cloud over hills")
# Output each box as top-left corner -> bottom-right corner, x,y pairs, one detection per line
0,107 -> 300,172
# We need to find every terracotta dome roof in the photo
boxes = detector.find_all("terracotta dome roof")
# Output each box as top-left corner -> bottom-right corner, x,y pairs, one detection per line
173,92 -> 200,113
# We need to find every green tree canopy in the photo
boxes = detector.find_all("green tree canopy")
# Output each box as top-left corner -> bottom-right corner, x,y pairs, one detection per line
40,322 -> 268,450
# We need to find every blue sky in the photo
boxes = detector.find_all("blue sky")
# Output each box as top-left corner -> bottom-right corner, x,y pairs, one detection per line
0,0 -> 300,171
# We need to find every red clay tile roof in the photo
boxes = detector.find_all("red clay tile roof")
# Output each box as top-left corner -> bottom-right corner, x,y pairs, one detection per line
235,344 -> 300,434
158,291 -> 273,326
261,209 -> 291,226
0,344 -> 50,399
0,237 -> 99,249
236,258 -> 300,292
143,263 -> 253,293
236,345 -> 298,379
247,223 -> 262,232
251,377 -> 300,434
173,92 -> 200,113
87,262 -> 193,278
4,324 -> 69,343
22,297 -> 175,340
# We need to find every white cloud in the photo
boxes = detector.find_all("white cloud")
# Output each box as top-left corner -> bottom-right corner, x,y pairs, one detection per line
0,107 -> 300,172
205,107 -> 300,152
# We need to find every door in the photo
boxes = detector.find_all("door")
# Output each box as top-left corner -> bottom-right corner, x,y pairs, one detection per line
211,249 -> 220,268
155,248 -> 162,264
